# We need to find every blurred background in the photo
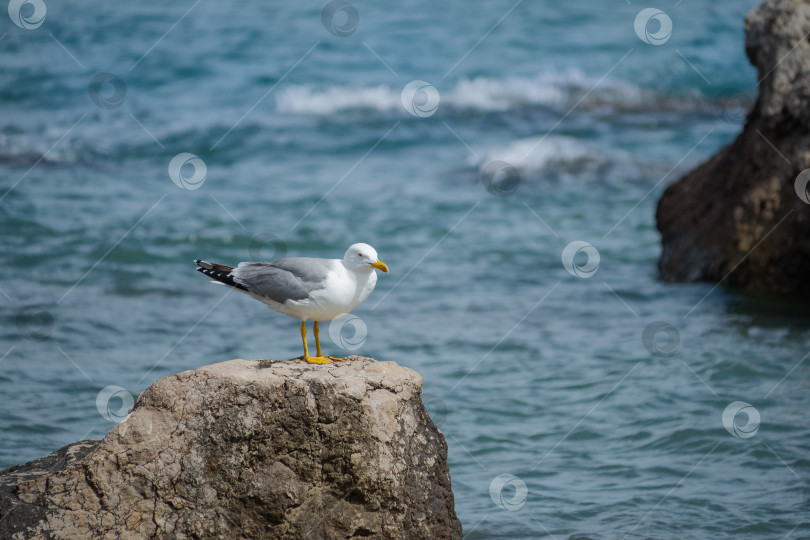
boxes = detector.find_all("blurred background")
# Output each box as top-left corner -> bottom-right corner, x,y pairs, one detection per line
1,1 -> 808,538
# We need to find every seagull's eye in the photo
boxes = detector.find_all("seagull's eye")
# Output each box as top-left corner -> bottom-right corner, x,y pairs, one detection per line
357,253 -> 363,257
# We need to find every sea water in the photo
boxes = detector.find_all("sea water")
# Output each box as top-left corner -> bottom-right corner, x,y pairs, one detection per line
1,1 -> 808,538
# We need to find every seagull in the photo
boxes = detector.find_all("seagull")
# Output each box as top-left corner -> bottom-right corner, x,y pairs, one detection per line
194,243 -> 388,364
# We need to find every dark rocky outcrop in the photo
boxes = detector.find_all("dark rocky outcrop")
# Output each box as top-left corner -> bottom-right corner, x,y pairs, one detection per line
0,357 -> 461,539
656,0 -> 810,295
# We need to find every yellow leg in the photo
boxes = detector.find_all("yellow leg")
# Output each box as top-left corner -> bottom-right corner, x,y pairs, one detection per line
314,321 -> 345,362
301,321 -> 331,364
314,321 -> 323,357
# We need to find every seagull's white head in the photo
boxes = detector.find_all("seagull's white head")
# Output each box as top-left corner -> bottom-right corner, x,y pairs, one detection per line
344,243 -> 389,273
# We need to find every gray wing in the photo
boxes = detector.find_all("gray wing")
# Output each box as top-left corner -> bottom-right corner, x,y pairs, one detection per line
230,257 -> 332,304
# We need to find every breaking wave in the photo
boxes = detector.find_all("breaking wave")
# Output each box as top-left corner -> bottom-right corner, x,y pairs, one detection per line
275,70 -> 704,116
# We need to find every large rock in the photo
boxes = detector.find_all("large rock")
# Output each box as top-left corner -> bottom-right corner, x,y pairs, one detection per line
0,357 -> 461,539
656,0 -> 810,295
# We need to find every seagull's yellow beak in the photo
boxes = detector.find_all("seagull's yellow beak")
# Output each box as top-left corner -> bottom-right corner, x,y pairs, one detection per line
370,259 -> 389,273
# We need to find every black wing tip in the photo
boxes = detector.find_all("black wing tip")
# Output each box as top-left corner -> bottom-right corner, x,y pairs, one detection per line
195,263 -> 249,292
195,260 -> 235,272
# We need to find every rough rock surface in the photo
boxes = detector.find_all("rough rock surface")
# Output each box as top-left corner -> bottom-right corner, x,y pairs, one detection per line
656,0 -> 810,295
0,357 -> 461,539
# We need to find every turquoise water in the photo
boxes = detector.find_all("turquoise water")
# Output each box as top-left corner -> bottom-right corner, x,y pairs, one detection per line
2,1 -> 809,538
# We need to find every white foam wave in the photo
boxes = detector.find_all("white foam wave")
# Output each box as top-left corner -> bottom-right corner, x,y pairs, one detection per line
475,136 -> 595,174
474,135 -> 640,180
275,70 -> 667,116
276,84 -> 399,114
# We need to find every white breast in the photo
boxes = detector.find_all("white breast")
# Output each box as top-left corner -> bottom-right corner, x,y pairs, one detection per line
284,264 -> 377,321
